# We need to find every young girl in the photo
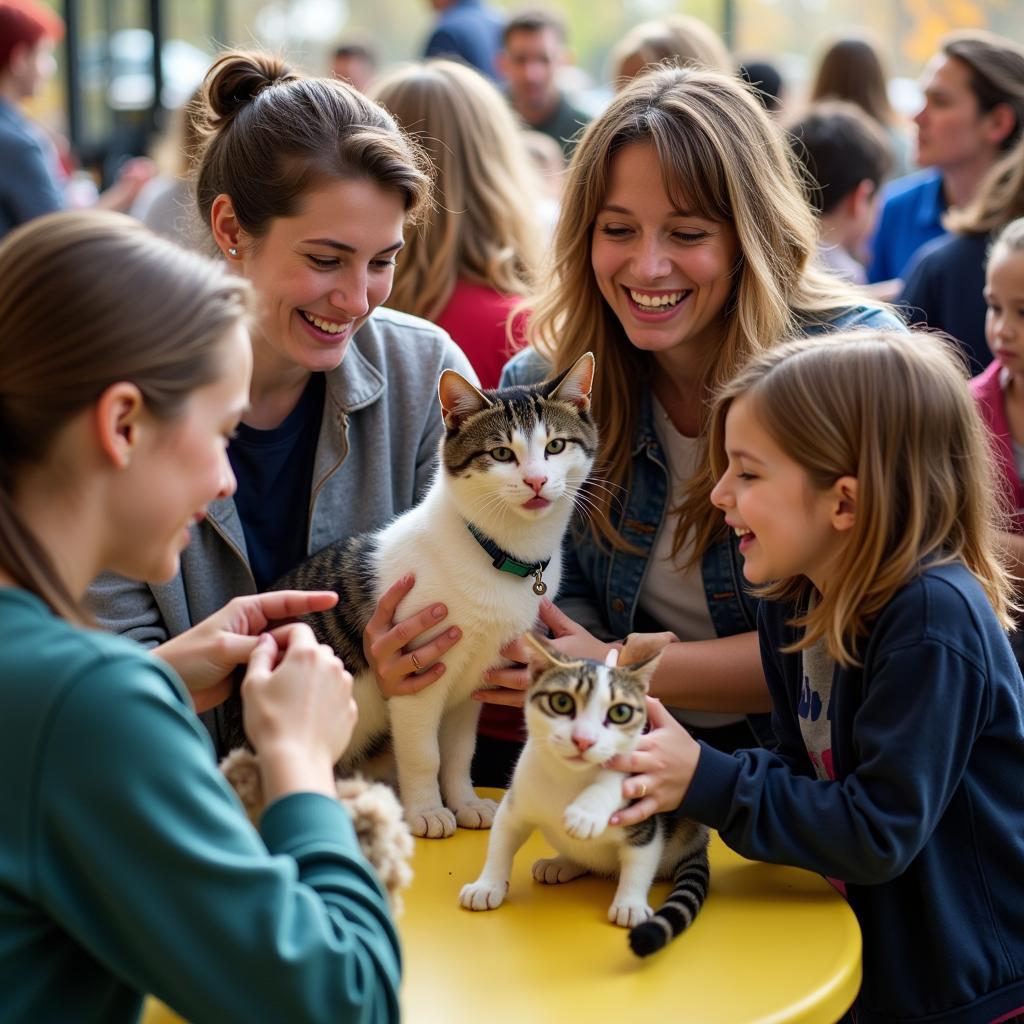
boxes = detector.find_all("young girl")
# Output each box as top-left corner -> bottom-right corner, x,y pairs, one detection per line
974,216 -> 1024,667
372,58 -> 542,388
89,51 -> 477,757
612,329 -> 1024,1023
495,64 -> 903,762
0,211 -> 401,1021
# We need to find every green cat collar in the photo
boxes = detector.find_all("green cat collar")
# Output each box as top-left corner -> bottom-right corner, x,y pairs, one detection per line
465,521 -> 550,595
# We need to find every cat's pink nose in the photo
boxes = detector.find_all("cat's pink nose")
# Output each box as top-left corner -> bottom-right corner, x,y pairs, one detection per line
523,474 -> 547,495
572,734 -> 595,752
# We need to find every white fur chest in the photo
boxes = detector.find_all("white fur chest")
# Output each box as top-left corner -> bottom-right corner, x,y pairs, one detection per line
374,500 -> 563,692
510,749 -> 627,877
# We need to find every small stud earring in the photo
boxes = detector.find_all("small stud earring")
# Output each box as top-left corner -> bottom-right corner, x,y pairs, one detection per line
227,247 -> 238,257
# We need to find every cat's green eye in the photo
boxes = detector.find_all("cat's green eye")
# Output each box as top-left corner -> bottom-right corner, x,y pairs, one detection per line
607,704 -> 635,725
545,438 -> 566,455
548,691 -> 575,715
490,446 -> 515,462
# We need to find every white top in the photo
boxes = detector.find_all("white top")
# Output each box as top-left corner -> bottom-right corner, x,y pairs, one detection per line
639,396 -> 744,729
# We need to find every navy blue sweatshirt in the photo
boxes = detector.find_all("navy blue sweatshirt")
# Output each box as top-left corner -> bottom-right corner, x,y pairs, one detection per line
682,563 -> 1024,1023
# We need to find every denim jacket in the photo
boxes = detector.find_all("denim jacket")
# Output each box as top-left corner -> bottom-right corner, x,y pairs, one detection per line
500,304 -> 905,740
500,350 -> 756,641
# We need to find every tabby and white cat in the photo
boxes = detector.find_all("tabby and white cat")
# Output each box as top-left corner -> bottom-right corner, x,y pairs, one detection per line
267,353 -> 598,840
460,633 -> 709,957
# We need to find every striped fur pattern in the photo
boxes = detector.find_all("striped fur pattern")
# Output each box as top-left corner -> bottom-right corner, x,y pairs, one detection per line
460,633 -> 709,956
263,354 -> 598,840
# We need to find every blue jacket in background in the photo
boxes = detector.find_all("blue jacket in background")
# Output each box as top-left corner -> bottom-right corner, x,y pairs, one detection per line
423,0 -> 504,80
899,231 -> 991,375
682,563 -> 1024,1024
500,303 -> 903,741
0,99 -> 64,239
867,168 -> 947,284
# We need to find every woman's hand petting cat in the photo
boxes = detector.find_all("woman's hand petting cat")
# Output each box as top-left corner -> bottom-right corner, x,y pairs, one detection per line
154,590 -> 341,713
474,598 -> 620,707
241,624 -> 356,802
607,698 -> 702,827
364,573 -> 462,698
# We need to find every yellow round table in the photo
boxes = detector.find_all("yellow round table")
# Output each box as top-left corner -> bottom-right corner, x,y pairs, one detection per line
145,793 -> 861,1024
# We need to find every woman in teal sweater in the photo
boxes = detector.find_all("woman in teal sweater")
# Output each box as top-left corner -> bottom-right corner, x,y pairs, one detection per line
0,211 -> 401,1024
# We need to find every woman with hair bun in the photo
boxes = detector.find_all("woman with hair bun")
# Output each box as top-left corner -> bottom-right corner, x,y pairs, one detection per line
90,51 -> 477,756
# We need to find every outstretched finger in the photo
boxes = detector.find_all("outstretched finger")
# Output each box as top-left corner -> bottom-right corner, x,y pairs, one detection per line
366,574 -> 417,634
536,597 -> 579,638
253,589 -> 339,624
609,795 -> 658,829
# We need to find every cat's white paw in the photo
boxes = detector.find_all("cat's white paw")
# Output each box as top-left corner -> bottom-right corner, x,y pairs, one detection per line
460,880 -> 507,911
608,900 -> 652,928
532,856 -> 588,885
406,806 -> 457,839
454,797 -> 498,830
563,802 -> 609,840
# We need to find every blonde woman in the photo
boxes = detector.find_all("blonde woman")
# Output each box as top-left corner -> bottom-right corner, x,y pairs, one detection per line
609,14 -> 732,90
374,59 -> 543,387
493,65 -> 904,755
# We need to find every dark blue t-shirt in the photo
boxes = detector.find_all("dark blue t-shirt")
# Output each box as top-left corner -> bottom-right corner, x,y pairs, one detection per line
228,373 -> 326,591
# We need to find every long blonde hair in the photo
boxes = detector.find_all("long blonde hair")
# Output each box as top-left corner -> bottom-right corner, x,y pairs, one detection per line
527,64 -> 886,559
373,60 -> 543,320
708,330 -> 1013,666
609,15 -> 733,87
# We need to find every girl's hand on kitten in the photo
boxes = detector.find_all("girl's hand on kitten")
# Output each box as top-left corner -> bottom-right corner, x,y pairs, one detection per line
364,574 -> 462,698
241,624 -> 356,802
154,590 -> 340,713
607,698 -> 702,827
475,599 -> 619,707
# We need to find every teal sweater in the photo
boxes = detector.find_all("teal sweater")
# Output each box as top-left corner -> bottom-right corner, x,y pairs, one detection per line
0,589 -> 401,1024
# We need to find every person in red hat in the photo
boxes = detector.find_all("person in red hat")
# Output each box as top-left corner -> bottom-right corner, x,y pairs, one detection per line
0,0 -> 152,238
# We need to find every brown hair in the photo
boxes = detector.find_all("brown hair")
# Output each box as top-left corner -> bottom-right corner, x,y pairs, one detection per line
787,99 -> 893,215
503,8 -> 567,46
195,50 -> 432,244
945,139 -> 1024,237
809,37 -> 897,128
373,60 -> 542,321
708,330 -> 1012,665
609,14 -> 732,88
0,210 -> 251,623
941,30 -> 1024,153
526,65 -> 888,561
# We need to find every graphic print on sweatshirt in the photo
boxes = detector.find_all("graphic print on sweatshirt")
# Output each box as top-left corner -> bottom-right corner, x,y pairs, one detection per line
799,636 -> 835,780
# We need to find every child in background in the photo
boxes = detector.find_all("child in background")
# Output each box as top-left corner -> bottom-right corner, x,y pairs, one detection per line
973,216 -> 1024,668
611,330 -> 1024,1023
788,99 -> 893,290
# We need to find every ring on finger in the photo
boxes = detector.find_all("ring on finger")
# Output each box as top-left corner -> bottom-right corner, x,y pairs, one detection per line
410,652 -> 423,673
637,781 -> 647,799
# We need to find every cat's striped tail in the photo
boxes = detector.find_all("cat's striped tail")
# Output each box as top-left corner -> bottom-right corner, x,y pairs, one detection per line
628,841 -> 710,957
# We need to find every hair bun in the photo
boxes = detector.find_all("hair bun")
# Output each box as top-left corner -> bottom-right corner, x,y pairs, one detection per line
203,51 -> 297,129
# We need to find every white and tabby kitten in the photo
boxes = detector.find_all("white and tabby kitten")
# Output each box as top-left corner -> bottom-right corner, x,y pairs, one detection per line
265,353 -> 598,839
460,633 -> 709,957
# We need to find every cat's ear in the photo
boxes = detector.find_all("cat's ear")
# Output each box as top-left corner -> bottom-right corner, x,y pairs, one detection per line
617,631 -> 676,693
522,632 -> 583,683
546,352 -> 595,412
438,369 -> 493,429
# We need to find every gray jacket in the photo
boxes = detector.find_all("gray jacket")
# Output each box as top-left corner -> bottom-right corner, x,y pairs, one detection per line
87,307 -> 476,753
